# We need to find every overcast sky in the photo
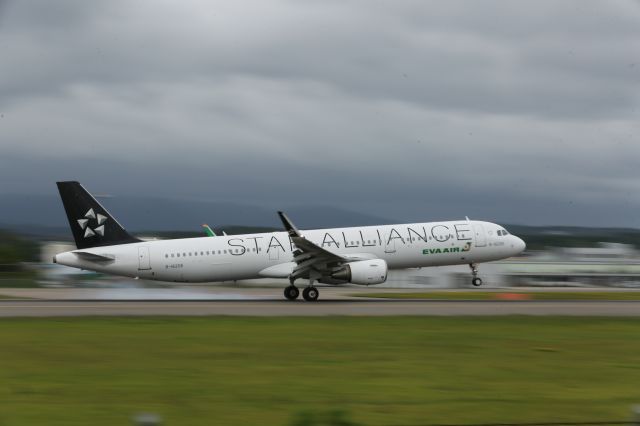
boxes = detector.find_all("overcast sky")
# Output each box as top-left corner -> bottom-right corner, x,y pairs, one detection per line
1,0 -> 639,227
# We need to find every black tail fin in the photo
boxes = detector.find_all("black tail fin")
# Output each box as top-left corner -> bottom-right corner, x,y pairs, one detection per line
56,181 -> 140,249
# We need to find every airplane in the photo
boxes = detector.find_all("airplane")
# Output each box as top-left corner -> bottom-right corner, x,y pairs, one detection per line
53,181 -> 526,301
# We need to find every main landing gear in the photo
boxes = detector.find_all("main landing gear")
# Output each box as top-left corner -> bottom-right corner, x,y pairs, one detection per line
469,263 -> 483,287
284,285 -> 299,300
284,278 -> 320,302
302,286 -> 319,302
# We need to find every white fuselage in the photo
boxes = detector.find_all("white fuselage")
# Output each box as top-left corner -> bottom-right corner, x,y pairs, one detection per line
54,220 -> 525,284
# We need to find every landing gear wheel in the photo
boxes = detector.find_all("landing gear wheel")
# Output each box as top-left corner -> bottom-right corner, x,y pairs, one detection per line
469,263 -> 482,287
302,287 -> 319,302
284,286 -> 299,300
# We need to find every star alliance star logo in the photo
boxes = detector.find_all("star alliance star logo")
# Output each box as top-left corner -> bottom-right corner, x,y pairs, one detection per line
77,208 -> 107,238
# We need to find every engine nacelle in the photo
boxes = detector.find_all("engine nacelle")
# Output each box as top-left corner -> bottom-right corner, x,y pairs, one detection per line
331,259 -> 388,285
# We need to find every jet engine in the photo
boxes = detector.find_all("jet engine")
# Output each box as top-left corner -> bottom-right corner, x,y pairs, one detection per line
331,259 -> 388,285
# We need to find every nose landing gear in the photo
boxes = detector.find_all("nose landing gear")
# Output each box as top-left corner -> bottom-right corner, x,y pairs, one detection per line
469,263 -> 483,286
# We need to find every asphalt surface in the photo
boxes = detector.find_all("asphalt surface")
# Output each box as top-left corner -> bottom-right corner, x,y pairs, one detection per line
1,287 -> 639,316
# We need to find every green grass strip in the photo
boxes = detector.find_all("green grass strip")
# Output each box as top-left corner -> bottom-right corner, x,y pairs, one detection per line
0,295 -> 27,300
0,317 -> 639,425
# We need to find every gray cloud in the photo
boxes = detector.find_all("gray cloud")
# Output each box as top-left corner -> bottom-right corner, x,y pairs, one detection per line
0,0 -> 639,227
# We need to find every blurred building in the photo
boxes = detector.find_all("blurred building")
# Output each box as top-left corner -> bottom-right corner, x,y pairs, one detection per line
355,243 -> 640,289
502,243 -> 640,288
40,242 -> 75,264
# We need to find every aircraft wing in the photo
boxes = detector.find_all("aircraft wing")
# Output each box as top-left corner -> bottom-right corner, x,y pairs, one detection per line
277,211 -> 347,281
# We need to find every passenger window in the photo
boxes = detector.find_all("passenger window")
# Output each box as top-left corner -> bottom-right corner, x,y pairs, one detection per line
165,254 -> 168,258
224,250 -> 227,254
171,254 -> 174,258
177,253 -> 180,257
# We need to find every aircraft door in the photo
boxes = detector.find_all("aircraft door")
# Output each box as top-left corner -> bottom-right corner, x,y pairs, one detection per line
269,247 -> 279,261
384,238 -> 396,254
473,223 -> 487,247
138,247 -> 151,270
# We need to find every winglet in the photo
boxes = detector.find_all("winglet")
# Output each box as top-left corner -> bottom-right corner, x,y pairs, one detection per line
278,211 -> 302,238
202,224 -> 217,237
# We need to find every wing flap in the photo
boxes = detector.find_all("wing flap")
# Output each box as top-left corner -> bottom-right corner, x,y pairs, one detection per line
277,211 -> 350,281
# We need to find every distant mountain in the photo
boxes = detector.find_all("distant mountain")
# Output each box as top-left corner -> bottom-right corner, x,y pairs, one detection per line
3,194 -> 640,249
0,194 -> 394,236
504,224 -> 640,250
506,224 -> 640,236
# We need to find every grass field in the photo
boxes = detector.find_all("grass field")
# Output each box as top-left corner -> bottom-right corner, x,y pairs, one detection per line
0,271 -> 41,289
1,317 -> 639,426
354,291 -> 640,300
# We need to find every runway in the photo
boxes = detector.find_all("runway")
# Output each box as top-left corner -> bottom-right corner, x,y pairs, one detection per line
1,287 -> 640,316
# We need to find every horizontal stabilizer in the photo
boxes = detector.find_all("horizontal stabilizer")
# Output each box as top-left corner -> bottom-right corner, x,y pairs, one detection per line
74,251 -> 115,262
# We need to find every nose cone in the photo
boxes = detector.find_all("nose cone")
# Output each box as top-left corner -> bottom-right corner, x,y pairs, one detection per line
512,236 -> 526,255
